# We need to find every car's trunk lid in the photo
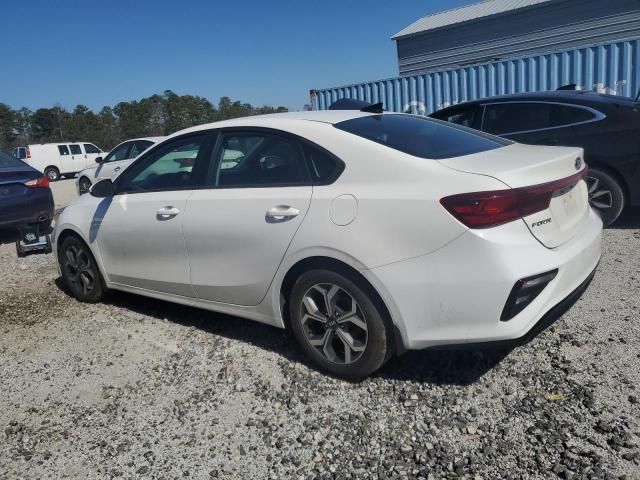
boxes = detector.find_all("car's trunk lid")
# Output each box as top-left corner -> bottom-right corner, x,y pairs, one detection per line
438,144 -> 591,248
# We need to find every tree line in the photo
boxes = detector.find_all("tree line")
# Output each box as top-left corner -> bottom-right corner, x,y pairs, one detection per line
0,90 -> 289,153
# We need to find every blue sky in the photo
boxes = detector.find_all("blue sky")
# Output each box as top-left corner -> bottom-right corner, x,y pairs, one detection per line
2,0 -> 473,112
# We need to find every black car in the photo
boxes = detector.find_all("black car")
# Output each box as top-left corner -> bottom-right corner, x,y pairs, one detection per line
430,90 -> 640,225
0,151 -> 54,255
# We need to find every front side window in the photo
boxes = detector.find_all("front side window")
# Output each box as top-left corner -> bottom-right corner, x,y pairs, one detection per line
104,142 -> 132,162
84,143 -> 101,154
335,114 -> 508,160
58,145 -> 69,156
213,132 -> 307,187
436,108 -> 476,128
69,144 -> 82,155
118,134 -> 205,192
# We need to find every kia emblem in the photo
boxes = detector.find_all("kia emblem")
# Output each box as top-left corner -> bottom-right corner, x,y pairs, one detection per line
575,157 -> 582,170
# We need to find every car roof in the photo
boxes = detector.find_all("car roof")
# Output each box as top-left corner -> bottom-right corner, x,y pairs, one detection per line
171,110 -> 379,138
435,90 -> 636,113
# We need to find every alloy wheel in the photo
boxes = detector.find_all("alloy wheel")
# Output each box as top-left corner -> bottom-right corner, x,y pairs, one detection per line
299,283 -> 368,365
64,244 -> 95,295
79,178 -> 92,194
586,175 -> 613,212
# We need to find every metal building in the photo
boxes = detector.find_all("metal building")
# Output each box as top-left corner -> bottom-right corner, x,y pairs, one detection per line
311,0 -> 640,114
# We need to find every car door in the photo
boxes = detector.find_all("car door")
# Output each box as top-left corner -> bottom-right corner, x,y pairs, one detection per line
96,141 -> 133,180
57,145 -> 73,173
68,144 -> 84,173
95,132 -> 212,296
182,129 -> 313,306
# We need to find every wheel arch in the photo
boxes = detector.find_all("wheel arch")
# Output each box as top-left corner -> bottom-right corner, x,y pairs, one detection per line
278,255 -> 405,355
55,226 -> 109,283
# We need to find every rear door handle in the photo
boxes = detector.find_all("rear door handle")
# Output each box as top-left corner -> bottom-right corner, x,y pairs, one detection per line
266,205 -> 300,223
114,166 -> 121,172
157,206 -> 180,220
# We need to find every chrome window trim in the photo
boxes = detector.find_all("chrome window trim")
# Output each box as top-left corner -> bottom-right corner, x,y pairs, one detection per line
480,101 -> 606,136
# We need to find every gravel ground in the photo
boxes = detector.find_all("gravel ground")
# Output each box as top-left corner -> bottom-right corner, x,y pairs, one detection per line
0,201 -> 639,479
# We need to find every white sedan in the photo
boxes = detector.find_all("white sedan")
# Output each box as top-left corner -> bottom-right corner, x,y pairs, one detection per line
76,137 -> 165,194
52,110 -> 602,379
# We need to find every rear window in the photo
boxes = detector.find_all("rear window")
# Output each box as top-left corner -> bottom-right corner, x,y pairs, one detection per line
0,151 -> 24,168
335,114 -> 508,159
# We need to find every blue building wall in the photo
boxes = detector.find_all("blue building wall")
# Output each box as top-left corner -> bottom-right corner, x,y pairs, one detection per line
312,38 -> 640,115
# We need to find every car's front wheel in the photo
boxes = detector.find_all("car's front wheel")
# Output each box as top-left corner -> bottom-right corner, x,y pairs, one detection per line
59,235 -> 106,303
78,177 -> 92,195
586,169 -> 625,226
289,269 -> 392,379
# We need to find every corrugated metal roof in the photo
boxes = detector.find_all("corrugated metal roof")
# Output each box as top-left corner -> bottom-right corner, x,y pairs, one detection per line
392,0 -> 555,39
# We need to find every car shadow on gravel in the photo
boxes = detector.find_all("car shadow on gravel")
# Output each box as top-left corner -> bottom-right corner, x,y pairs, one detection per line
0,230 -> 18,245
610,206 -> 640,229
55,279 -> 510,385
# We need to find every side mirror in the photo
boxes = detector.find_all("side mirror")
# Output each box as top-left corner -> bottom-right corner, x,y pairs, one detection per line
95,156 -> 104,164
90,179 -> 115,198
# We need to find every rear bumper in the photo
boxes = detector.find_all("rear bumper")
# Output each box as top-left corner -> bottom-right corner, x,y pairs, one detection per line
363,208 -> 602,350
0,189 -> 54,230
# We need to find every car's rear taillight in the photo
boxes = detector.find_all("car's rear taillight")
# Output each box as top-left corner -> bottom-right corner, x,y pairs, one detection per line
26,146 -> 31,159
24,177 -> 50,188
440,169 -> 587,229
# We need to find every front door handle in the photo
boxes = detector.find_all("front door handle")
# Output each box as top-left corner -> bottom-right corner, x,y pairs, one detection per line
157,206 -> 180,220
266,205 -> 300,223
114,166 -> 121,172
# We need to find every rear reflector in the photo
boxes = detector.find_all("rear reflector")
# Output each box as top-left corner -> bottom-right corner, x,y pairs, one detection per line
440,169 -> 587,229
24,177 -> 50,188
501,269 -> 558,321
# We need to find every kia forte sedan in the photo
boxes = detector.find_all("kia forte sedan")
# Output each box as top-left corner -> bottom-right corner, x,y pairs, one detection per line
52,110 -> 602,378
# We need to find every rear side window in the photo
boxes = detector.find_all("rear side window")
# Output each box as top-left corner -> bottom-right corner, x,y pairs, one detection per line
84,143 -> 101,154
482,102 -> 598,135
550,104 -> 596,126
58,145 -> 69,155
69,144 -> 82,155
335,114 -> 508,160
303,144 -> 343,184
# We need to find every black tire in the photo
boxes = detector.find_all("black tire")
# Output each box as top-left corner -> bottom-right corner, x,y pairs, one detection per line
78,177 -> 92,195
289,269 -> 392,380
59,235 -> 106,303
15,241 -> 26,258
44,167 -> 60,182
586,168 -> 625,226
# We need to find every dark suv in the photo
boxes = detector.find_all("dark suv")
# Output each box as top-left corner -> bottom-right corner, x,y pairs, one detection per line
430,90 -> 640,225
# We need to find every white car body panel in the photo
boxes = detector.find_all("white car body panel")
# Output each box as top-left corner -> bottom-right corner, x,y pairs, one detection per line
52,111 -> 602,350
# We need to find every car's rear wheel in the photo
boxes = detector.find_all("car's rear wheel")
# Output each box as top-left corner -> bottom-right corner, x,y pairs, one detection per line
586,168 -> 625,226
44,167 -> 60,182
289,269 -> 391,379
78,177 -> 92,194
59,235 -> 105,303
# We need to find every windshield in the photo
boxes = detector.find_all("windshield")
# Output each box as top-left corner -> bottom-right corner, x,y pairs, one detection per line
335,114 -> 510,159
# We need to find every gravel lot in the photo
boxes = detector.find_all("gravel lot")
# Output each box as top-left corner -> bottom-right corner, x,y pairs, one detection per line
0,181 -> 639,479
